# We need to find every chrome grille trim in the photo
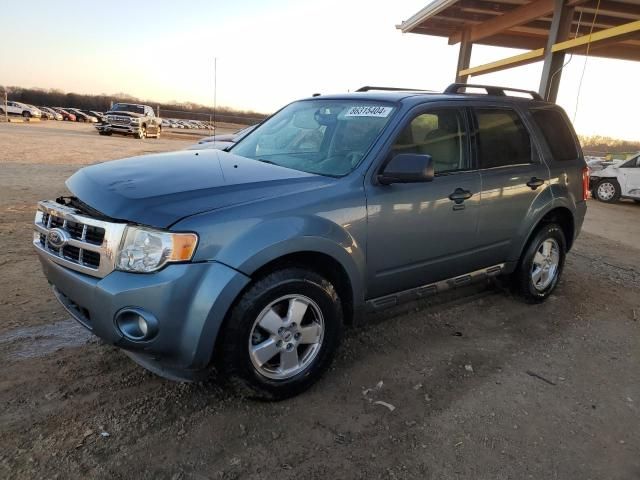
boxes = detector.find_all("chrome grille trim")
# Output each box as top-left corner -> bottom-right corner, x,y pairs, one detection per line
34,200 -> 127,278
107,115 -> 131,125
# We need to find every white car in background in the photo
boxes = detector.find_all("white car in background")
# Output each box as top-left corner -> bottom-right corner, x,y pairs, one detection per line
0,101 -> 42,118
589,152 -> 640,203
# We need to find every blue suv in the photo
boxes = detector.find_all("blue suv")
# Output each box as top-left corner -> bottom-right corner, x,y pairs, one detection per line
34,84 -> 588,399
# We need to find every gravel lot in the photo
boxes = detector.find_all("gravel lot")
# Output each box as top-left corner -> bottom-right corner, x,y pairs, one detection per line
1,121 -> 639,479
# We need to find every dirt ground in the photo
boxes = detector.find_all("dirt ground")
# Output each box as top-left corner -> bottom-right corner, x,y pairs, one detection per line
1,121 -> 639,479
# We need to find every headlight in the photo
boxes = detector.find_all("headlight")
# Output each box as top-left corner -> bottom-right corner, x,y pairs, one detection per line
116,226 -> 198,273
130,118 -> 139,124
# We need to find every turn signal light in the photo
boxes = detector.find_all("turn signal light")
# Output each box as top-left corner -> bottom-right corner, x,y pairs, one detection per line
582,166 -> 589,201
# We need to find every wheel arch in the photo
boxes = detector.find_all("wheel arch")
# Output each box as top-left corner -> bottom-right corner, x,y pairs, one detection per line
246,250 -> 355,326
517,206 -> 576,260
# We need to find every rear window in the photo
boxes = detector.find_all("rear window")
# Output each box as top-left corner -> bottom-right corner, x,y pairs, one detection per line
530,108 -> 578,161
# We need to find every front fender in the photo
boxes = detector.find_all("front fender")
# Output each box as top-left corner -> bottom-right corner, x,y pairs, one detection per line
221,216 -> 365,309
176,210 -> 368,311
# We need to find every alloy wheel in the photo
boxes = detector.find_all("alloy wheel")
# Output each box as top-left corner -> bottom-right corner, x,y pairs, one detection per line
248,294 -> 324,380
530,238 -> 560,291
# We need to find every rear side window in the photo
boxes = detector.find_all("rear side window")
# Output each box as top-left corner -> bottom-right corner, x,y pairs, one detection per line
474,108 -> 531,169
530,108 -> 578,161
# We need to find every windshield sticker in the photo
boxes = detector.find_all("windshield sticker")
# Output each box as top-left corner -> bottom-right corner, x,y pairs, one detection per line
344,106 -> 392,118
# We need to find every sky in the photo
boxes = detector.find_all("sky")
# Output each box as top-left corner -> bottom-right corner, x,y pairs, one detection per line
1,0 -> 638,139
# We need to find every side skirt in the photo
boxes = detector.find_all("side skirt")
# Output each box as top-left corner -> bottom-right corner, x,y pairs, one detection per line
365,264 -> 507,312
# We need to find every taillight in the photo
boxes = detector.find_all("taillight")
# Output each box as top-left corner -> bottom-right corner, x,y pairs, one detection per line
582,166 -> 589,200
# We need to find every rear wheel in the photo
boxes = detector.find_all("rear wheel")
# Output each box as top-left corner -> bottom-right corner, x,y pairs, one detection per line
514,223 -> 566,303
218,267 -> 343,400
22,111 -> 31,118
155,126 -> 161,138
594,178 -> 621,203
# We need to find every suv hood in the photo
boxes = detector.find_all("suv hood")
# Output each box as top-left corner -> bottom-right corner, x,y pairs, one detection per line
106,111 -> 144,118
66,150 -> 330,227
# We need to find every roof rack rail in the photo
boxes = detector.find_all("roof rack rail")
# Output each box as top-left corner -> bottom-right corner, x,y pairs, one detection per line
356,86 -> 431,92
444,83 -> 543,101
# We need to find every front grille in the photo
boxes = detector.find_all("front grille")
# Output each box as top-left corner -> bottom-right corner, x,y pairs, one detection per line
108,115 -> 131,125
34,200 -> 127,278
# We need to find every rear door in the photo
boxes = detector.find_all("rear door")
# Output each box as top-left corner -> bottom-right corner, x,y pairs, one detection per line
472,105 -> 551,267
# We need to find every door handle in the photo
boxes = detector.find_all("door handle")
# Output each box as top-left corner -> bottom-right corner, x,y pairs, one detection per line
526,177 -> 545,190
448,188 -> 473,204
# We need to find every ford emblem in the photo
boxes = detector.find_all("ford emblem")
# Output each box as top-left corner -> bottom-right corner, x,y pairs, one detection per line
47,228 -> 69,249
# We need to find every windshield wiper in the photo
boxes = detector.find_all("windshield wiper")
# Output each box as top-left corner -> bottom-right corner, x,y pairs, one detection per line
257,158 -> 278,165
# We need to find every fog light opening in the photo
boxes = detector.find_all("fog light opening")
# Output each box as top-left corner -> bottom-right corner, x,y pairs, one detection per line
115,308 -> 158,341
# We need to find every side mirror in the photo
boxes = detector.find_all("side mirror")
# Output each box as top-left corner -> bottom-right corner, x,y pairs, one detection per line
378,153 -> 434,185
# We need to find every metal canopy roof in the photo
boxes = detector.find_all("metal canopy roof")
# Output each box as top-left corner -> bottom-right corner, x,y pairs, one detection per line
398,0 -> 640,62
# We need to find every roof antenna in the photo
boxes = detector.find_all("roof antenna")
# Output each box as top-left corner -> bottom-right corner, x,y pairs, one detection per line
213,57 -> 217,137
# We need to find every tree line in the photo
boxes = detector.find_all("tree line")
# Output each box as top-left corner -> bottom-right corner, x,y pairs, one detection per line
1,85 -> 268,123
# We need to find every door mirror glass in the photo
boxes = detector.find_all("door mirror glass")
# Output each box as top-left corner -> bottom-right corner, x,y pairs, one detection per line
378,153 -> 434,185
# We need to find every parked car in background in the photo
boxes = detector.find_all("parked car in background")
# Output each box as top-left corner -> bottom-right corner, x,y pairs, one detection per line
34,84 -> 587,399
0,101 -> 42,118
39,107 -> 63,120
187,124 -> 256,151
68,108 -> 98,123
79,109 -> 104,122
37,107 -> 54,120
97,102 -> 161,139
52,108 -> 77,122
590,152 -> 640,203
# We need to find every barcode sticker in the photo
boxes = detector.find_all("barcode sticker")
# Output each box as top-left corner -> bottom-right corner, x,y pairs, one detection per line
344,106 -> 393,117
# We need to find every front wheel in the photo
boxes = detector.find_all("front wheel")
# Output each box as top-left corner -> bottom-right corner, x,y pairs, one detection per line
594,178 -> 621,203
513,223 -> 566,303
218,267 -> 343,400
135,126 -> 146,139
22,111 -> 31,118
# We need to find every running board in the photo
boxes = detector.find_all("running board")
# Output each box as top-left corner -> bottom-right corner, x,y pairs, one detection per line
366,264 -> 505,312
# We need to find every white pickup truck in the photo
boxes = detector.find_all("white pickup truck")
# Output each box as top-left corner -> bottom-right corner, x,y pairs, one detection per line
589,153 -> 640,203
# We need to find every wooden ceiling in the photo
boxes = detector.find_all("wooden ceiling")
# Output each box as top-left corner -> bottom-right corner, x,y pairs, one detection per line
398,0 -> 640,61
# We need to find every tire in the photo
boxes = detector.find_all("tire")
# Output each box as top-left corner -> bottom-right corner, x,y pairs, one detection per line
155,126 -> 161,139
22,111 -> 31,118
135,126 -> 146,139
594,178 -> 621,203
218,267 -> 343,400
513,223 -> 566,303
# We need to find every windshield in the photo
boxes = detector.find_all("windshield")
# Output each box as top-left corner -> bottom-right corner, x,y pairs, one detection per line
111,103 -> 145,114
231,100 -> 395,176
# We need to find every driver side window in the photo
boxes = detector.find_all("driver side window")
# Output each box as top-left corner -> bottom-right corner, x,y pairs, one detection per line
392,109 -> 468,174
622,156 -> 640,168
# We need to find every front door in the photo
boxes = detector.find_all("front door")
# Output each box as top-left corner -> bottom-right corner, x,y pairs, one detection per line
619,155 -> 640,198
365,106 -> 482,299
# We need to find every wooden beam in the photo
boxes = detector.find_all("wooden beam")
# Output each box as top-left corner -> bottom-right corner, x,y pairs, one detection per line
449,0 -> 556,44
551,19 -> 640,52
456,30 -> 474,83
458,48 -> 545,76
477,32 -> 548,49
577,0 -> 640,21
